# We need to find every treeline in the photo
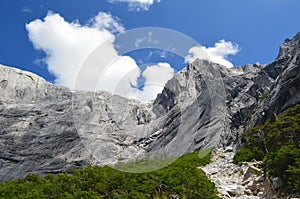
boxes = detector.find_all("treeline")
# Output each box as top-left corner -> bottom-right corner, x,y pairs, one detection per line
234,104 -> 300,192
0,151 -> 219,199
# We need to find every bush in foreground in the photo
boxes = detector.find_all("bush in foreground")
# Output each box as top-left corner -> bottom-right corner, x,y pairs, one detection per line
234,104 -> 300,192
0,151 -> 219,199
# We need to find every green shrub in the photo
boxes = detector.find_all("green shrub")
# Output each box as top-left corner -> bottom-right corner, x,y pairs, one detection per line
234,146 -> 264,164
233,148 -> 255,163
0,151 -> 219,199
234,104 -> 300,193
259,92 -> 269,101
265,144 -> 300,190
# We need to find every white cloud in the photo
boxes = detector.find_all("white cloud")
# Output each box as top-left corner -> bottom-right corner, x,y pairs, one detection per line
158,50 -> 167,58
135,37 -> 144,47
129,63 -> 175,101
134,32 -> 160,48
185,40 -> 239,68
97,60 -> 174,102
26,12 -> 122,88
97,56 -> 141,97
26,12 -> 173,101
22,7 -> 33,13
88,12 -> 125,33
108,0 -> 160,11
143,62 -> 174,84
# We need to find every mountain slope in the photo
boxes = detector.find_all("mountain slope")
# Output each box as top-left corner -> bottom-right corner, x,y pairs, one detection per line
0,32 -> 300,181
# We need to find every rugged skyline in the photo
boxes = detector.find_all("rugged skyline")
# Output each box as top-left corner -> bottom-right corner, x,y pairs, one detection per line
1,32 -> 299,183
1,0 -> 300,95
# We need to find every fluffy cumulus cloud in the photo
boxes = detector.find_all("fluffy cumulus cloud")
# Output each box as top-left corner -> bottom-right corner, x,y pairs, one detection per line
97,61 -> 174,101
26,11 -> 174,101
185,40 -> 239,68
96,56 -> 141,97
88,12 -> 125,33
131,63 -> 175,101
108,0 -> 160,11
26,12 -> 123,88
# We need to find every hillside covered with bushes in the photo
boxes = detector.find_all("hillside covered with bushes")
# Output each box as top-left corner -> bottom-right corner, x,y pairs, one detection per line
0,151 -> 219,199
234,104 -> 300,193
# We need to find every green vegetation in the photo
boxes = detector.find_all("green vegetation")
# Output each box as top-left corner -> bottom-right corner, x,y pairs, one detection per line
113,153 -> 176,173
0,151 -> 219,199
234,104 -> 300,192
259,92 -> 270,101
245,109 -> 254,121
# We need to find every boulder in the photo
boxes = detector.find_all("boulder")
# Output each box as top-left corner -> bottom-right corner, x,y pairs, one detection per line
271,177 -> 283,189
223,185 -> 245,196
243,166 -> 261,181
224,146 -> 233,153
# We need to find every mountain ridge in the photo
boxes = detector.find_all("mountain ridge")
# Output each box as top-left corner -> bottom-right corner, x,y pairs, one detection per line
0,32 -> 300,181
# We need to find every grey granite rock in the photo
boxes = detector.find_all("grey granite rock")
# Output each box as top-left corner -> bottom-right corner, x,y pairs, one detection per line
246,32 -> 300,128
0,32 -> 300,181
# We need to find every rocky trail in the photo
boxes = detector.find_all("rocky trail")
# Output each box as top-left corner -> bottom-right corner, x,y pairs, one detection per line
201,147 -> 285,199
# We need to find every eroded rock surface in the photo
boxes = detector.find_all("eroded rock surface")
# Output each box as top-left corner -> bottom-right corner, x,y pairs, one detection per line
0,32 -> 300,182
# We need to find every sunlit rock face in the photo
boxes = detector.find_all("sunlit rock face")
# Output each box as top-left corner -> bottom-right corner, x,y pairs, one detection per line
0,32 -> 300,181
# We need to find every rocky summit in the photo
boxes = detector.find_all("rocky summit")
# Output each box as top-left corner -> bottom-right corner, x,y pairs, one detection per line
0,32 -> 300,182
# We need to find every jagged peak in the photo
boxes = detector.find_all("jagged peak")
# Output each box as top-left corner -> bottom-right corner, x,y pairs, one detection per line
277,32 -> 300,60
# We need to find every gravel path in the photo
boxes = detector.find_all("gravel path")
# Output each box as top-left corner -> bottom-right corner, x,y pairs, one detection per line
200,148 -> 263,199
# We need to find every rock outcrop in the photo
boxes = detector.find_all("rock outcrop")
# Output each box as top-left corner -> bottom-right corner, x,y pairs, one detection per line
201,148 -> 275,199
0,32 -> 300,182
202,147 -> 300,199
249,33 -> 300,127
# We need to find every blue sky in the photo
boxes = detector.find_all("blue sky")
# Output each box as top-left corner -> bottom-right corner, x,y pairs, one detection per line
1,0 -> 300,100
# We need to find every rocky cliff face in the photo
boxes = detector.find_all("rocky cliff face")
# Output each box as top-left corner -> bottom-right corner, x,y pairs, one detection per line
0,64 -> 154,180
0,32 -> 300,181
249,33 -> 300,127
0,65 -> 86,180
